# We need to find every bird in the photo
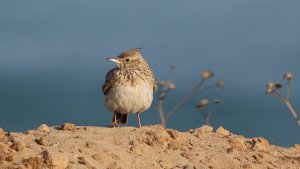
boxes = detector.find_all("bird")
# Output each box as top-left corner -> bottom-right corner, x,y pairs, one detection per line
102,48 -> 157,128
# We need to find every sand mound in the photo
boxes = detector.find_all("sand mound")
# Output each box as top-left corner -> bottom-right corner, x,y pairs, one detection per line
0,124 -> 299,169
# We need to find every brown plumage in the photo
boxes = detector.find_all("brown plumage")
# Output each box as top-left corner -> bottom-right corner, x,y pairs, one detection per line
102,48 -> 157,127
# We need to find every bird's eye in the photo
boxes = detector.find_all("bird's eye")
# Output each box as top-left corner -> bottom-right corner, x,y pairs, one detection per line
125,58 -> 130,62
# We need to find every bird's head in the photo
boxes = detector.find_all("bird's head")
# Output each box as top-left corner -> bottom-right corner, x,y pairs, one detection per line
106,48 -> 148,69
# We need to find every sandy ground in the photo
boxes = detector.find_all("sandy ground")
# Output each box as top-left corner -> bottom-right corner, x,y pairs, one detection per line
0,124 -> 299,169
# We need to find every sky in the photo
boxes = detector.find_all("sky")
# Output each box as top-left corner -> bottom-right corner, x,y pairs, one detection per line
0,1 -> 300,146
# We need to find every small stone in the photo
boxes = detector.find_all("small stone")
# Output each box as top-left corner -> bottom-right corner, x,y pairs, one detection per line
252,137 -> 269,152
216,127 -> 230,136
199,125 -> 213,132
24,130 -> 34,135
188,129 -> 194,133
11,141 -> 26,151
59,123 -> 76,131
195,129 -> 206,138
92,153 -> 103,163
0,128 -> 5,140
167,130 -> 182,140
130,142 -> 142,155
37,124 -> 50,133
44,151 -> 69,169
294,144 -> 300,151
228,136 -> 246,151
26,157 -> 44,169
44,150 -> 69,169
37,137 -> 48,146
144,130 -> 169,147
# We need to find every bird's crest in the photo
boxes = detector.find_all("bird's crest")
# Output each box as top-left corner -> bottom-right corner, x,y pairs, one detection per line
118,48 -> 142,58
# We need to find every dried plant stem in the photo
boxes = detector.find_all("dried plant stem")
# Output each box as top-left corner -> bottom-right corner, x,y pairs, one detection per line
157,100 -> 167,128
287,80 -> 291,99
206,104 -> 217,125
168,66 -> 175,82
156,65 -> 176,129
283,99 -> 300,126
166,79 -> 205,120
270,92 -> 283,100
269,91 -> 300,126
204,104 -> 217,126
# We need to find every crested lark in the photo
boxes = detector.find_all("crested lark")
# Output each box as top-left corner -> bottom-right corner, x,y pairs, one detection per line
102,48 -> 157,128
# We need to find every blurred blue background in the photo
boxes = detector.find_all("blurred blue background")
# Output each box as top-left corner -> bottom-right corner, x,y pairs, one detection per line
0,1 -> 299,146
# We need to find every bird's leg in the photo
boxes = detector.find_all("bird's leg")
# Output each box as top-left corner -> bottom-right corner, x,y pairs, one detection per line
137,112 -> 141,128
112,112 -> 118,127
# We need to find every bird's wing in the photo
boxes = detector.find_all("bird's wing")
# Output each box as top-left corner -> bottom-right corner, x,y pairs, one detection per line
102,68 -> 118,95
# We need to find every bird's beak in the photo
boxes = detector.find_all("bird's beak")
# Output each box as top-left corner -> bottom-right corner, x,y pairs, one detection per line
106,57 -> 120,64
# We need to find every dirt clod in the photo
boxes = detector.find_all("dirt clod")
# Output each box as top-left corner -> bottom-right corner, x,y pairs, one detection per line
44,150 -> 69,169
252,137 -> 269,152
37,137 -> 48,146
228,136 -> 246,151
58,123 -> 76,131
216,127 -> 230,136
199,125 -> 213,132
0,125 -> 298,168
10,141 -> 26,151
37,124 -> 50,133
26,157 -> 44,169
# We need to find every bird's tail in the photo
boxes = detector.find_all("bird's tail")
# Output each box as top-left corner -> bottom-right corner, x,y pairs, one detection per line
114,113 -> 128,124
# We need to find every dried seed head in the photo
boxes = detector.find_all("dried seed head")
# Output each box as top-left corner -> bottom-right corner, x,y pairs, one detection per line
216,80 -> 224,89
166,82 -> 176,90
157,80 -> 166,87
158,91 -> 167,100
170,64 -> 176,69
283,72 -> 294,81
201,70 -> 214,80
213,99 -> 222,104
266,82 -> 282,94
196,99 -> 209,108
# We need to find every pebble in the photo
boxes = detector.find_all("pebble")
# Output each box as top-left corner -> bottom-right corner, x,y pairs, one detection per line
252,137 -> 269,152
10,141 -> 26,151
130,142 -> 142,155
199,125 -> 213,132
37,124 -> 50,133
26,156 -> 44,169
216,127 -> 230,136
59,123 -> 76,131
228,136 -> 246,151
44,150 -> 69,169
37,137 -> 48,146
167,130 -> 182,140
294,144 -> 300,151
